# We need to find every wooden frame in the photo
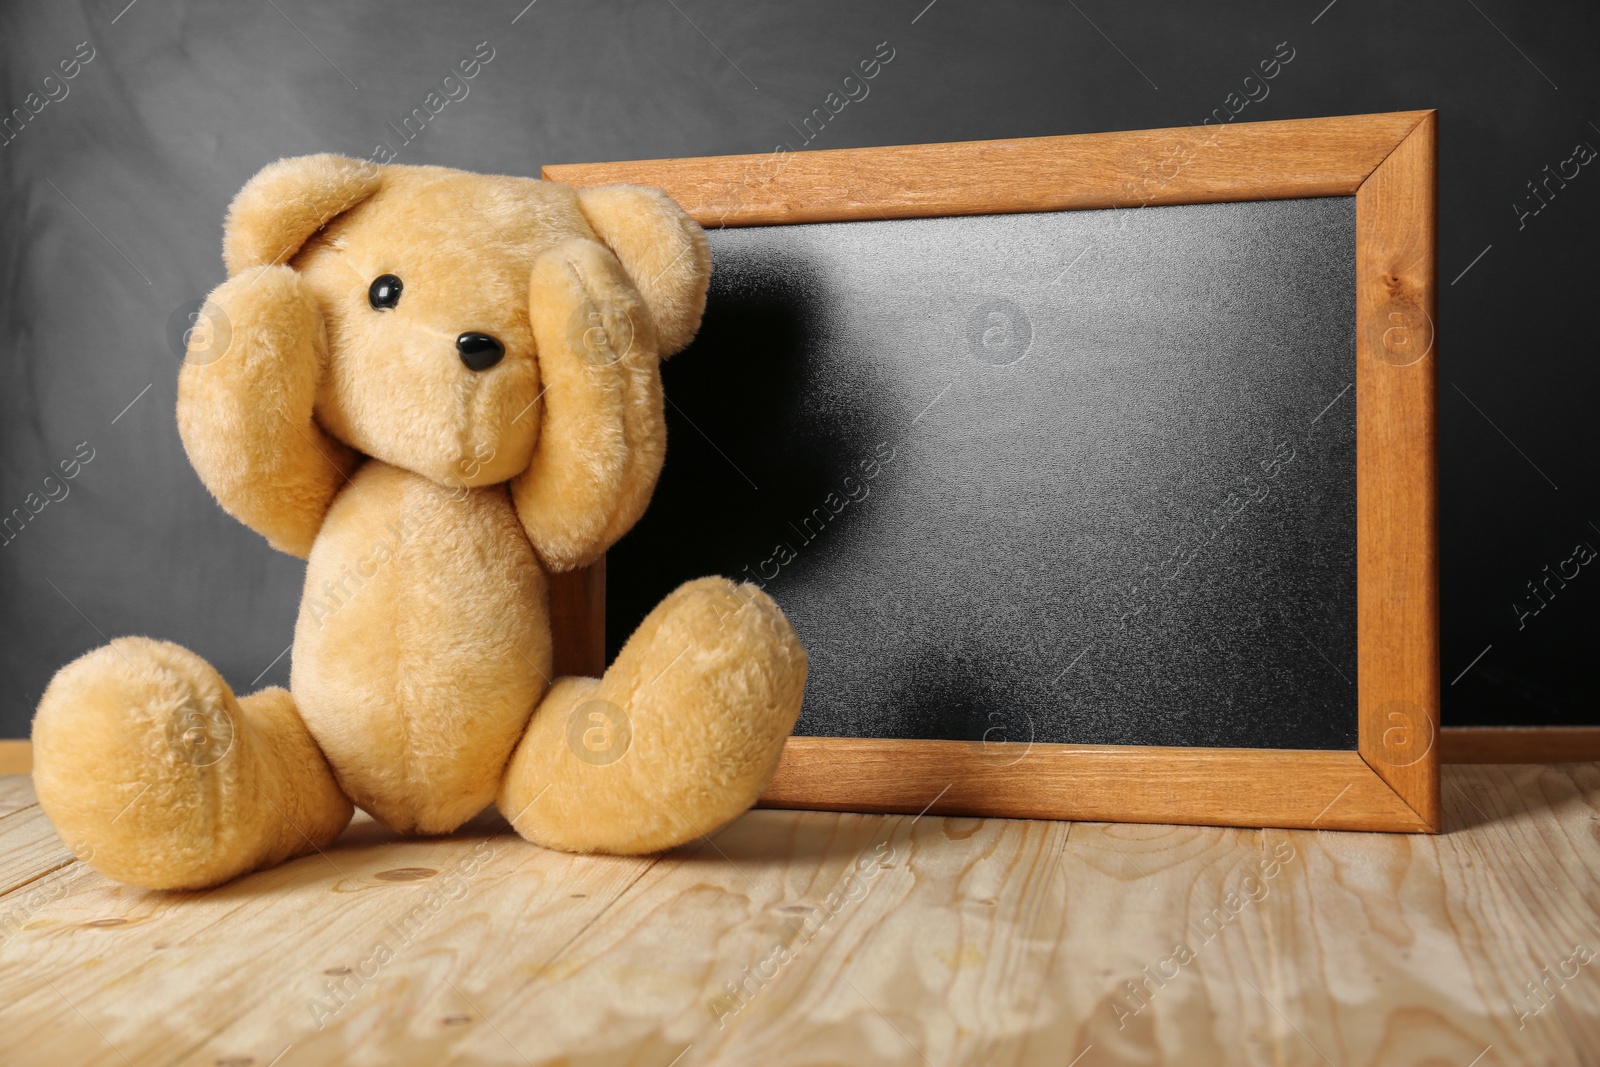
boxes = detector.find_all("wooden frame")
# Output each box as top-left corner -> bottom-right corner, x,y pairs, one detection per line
547,112 -> 1440,833
1439,727 -> 1600,764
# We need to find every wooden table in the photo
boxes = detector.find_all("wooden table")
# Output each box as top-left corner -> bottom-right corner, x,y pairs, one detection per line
2,765 -> 1597,1066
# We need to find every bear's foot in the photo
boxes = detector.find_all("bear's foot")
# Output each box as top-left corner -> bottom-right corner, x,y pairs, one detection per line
499,577 -> 807,854
31,638 -> 351,889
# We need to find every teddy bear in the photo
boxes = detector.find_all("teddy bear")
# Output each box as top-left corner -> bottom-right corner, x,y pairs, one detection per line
29,154 -> 808,890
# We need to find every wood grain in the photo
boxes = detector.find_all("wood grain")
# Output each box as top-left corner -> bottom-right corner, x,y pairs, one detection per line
1442,726 -> 1600,764
544,111 -> 1430,227
0,728 -> 1575,786
0,765 -> 1596,1065
758,739 -> 1430,833
493,804 -> 1075,1065
0,797 -> 75,897
548,556 -> 606,678
0,740 -> 31,776
0,795 -> 661,1067
1354,111 -> 1441,832
0,770 -> 35,815
1035,766 -> 1600,1065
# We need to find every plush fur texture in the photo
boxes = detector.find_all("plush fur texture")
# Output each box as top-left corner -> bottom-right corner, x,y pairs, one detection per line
31,157 -> 807,890
501,578 -> 807,854
33,639 -> 352,890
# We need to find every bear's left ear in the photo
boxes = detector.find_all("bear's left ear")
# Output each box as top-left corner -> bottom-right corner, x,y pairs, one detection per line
574,184 -> 711,357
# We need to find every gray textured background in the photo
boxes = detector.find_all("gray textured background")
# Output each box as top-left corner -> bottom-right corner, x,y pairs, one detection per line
2,0 -> 1597,737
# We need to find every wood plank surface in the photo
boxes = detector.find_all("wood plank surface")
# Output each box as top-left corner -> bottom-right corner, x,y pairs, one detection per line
543,111 -> 1428,227
1,764 -> 1597,1065
0,802 -> 77,899
0,771 -> 37,816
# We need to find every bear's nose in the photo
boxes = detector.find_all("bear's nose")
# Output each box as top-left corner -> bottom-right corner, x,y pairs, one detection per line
456,332 -> 504,372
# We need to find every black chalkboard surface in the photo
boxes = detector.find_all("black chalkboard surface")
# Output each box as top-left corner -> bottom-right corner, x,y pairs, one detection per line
610,198 -> 1359,752
550,114 -> 1440,832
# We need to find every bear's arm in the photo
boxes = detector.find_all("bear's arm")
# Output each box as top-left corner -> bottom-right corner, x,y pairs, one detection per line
509,238 -> 666,572
177,265 -> 362,559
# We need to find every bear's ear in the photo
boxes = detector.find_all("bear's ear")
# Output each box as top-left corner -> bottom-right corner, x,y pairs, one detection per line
574,184 -> 711,357
222,154 -> 384,276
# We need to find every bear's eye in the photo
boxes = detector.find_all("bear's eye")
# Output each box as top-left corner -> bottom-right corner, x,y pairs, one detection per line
368,274 -> 403,311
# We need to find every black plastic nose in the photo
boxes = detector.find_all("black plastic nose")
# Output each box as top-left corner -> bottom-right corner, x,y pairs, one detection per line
456,332 -> 504,371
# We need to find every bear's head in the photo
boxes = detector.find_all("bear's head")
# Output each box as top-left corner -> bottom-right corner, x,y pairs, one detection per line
211,154 -> 710,488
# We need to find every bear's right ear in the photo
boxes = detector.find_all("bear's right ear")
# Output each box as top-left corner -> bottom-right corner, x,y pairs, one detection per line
222,154 -> 383,276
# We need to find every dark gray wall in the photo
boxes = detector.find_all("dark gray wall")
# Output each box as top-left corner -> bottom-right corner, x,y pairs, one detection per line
2,0 -> 1596,736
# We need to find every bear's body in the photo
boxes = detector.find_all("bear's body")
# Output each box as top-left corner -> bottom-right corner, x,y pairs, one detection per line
30,156 -> 808,890
295,461 -> 550,835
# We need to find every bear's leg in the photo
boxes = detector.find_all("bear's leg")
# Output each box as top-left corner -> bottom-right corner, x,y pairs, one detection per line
32,637 -> 352,890
499,578 -> 806,854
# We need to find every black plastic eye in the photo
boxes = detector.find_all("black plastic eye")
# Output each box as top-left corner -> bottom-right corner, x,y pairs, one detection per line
368,274 -> 402,310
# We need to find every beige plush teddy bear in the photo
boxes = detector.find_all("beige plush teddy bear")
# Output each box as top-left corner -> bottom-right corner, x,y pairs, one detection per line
30,155 -> 808,890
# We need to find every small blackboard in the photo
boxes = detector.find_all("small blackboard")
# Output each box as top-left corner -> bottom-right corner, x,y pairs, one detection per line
626,198 -> 1358,752
547,112 -> 1441,833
